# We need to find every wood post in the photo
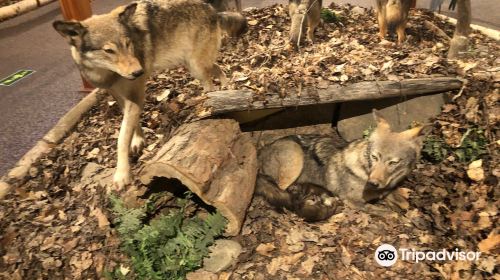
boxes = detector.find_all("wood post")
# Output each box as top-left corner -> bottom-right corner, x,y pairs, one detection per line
58,0 -> 94,91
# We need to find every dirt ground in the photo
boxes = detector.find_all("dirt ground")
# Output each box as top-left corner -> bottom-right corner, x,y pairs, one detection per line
0,3 -> 498,280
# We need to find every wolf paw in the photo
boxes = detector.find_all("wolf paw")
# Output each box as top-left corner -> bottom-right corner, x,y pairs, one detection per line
130,134 -> 145,155
113,169 -> 131,190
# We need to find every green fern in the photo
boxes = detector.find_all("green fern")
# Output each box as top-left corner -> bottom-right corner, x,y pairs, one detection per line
422,128 -> 488,162
109,193 -> 227,280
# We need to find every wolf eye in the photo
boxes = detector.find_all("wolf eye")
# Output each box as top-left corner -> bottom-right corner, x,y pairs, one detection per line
103,48 -> 115,54
371,154 -> 378,161
389,159 -> 400,166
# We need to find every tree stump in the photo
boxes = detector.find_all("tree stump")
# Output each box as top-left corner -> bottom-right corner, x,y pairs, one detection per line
139,119 -> 257,236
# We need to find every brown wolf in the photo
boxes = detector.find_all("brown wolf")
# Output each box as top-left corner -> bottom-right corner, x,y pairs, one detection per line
256,110 -> 427,221
289,0 -> 322,48
53,0 -> 247,189
206,0 -> 242,12
376,0 -> 412,44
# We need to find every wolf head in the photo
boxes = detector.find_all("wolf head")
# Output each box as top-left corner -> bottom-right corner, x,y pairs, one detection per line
53,3 -> 144,81
365,110 -> 428,190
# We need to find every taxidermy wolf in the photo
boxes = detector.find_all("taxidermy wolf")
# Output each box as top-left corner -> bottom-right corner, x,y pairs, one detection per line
376,0 -> 412,44
53,0 -> 247,188
288,0 -> 322,48
255,110 -> 427,221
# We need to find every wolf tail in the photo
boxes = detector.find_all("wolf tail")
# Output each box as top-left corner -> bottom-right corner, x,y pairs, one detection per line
385,0 -> 403,26
255,175 -> 295,210
217,12 -> 248,37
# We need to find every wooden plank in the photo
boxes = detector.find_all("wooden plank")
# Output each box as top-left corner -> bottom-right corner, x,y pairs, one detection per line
198,77 -> 463,117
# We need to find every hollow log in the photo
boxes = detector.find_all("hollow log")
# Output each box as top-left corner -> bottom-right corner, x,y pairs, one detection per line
197,77 -> 463,118
0,0 -> 56,21
139,119 -> 257,236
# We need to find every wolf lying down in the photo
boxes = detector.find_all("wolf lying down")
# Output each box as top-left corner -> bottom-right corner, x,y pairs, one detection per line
53,0 -> 247,189
256,110 -> 427,221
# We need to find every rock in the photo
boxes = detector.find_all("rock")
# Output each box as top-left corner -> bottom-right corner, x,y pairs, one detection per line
203,240 -> 242,273
467,159 -> 484,182
337,93 -> 447,141
186,270 -> 218,280
81,162 -> 102,179
351,6 -> 365,15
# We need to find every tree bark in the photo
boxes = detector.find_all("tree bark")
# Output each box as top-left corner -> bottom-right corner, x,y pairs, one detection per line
0,0 -> 56,21
448,0 -> 471,59
139,119 -> 257,236
196,77 -> 463,118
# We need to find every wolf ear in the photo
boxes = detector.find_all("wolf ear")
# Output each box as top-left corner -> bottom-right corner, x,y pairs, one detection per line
53,20 -> 86,38
400,124 -> 432,139
372,109 -> 391,132
119,3 -> 138,23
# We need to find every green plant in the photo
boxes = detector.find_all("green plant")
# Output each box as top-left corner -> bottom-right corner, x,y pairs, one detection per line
422,135 -> 448,162
109,193 -> 227,280
321,8 -> 339,23
453,128 -> 488,162
422,128 -> 488,162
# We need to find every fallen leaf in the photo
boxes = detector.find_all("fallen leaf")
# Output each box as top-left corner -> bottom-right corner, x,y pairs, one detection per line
255,242 -> 275,257
467,160 -> 484,182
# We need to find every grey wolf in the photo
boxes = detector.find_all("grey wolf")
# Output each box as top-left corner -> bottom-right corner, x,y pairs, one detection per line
288,0 -> 322,48
53,0 -> 247,189
376,0 -> 412,44
255,110 -> 427,221
206,0 -> 242,12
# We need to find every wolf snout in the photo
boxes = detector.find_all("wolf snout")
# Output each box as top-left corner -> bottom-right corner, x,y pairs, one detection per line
366,180 -> 384,189
132,69 -> 144,78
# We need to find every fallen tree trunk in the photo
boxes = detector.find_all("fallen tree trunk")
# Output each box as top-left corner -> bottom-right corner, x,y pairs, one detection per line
197,77 -> 463,117
0,0 -> 56,21
139,119 -> 257,236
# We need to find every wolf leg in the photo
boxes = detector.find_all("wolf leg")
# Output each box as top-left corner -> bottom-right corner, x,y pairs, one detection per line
255,175 -> 294,210
211,64 -> 228,87
396,22 -> 406,44
377,12 -> 388,39
306,1 -> 321,42
130,126 -> 145,155
187,61 -> 215,92
110,78 -> 146,189
110,89 -> 145,155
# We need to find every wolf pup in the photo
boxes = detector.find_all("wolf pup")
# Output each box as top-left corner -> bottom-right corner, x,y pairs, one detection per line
288,0 -> 322,48
53,0 -> 247,189
376,0 -> 412,44
256,110 -> 427,221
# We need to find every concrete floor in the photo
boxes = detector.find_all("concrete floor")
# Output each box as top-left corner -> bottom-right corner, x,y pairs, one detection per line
0,0 -> 498,176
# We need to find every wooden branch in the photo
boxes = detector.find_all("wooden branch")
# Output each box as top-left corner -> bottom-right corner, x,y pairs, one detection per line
424,20 -> 451,40
139,119 -> 257,236
198,77 -> 463,117
0,0 -> 56,21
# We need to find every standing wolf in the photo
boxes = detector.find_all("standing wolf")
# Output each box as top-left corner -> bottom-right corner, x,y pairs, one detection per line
53,0 -> 247,189
256,110 -> 427,221
288,0 -> 322,48
376,0 -> 412,44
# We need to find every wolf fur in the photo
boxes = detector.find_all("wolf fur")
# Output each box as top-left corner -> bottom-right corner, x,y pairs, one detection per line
376,0 -> 412,44
288,0 -> 322,48
256,110 -> 427,221
53,0 -> 247,189
206,0 -> 242,12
